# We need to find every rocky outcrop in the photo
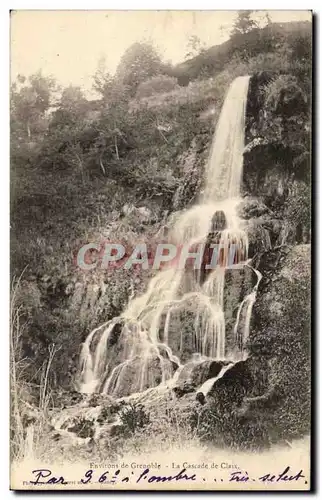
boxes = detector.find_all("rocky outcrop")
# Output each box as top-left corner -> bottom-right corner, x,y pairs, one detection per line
243,72 -> 310,208
248,244 -> 311,442
173,359 -> 230,397
250,244 -> 310,348
224,265 -> 256,347
193,245 -> 310,450
172,130 -> 211,211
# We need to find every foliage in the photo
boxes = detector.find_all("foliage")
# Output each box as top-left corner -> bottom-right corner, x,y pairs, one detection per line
231,10 -> 258,36
93,58 -> 131,104
118,403 -> 150,435
185,35 -> 207,60
10,273 -> 59,461
116,42 -> 164,95
283,181 -> 311,243
135,75 -> 179,99
249,245 -> 311,442
173,20 -> 311,83
260,75 -> 310,150
11,72 -> 56,141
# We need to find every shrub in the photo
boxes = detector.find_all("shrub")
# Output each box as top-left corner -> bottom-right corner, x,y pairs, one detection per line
118,403 -> 150,435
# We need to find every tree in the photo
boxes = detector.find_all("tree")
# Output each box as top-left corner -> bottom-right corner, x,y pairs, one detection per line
116,42 -> 163,95
38,85 -> 96,182
11,72 -> 56,141
59,86 -> 88,113
93,56 -> 131,107
265,12 -> 272,26
93,57 -> 115,98
11,72 -> 57,203
231,10 -> 258,36
185,35 -> 207,60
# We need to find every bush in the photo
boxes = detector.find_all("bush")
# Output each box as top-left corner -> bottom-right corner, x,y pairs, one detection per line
118,403 -> 150,435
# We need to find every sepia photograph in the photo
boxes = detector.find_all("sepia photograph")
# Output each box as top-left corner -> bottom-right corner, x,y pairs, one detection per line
10,9 -> 312,490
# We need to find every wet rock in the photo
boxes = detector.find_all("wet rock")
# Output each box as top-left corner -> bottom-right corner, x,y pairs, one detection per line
224,265 -> 255,349
247,71 -> 277,135
243,149 -> 293,207
174,359 -> 230,396
237,197 -> 271,219
100,354 -> 165,398
245,218 -> 273,257
172,139 -> 207,210
210,211 -> 227,231
165,265 -> 255,362
166,310 -> 198,362
208,358 -> 253,403
196,392 -> 206,405
86,393 -> 115,408
173,382 -> 195,398
194,356 -> 272,451
187,359 -> 229,384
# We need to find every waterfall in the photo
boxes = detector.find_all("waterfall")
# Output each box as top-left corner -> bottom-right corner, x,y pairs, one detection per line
78,75 -> 259,397
233,266 -> 262,359
197,362 -> 235,397
203,76 -> 250,201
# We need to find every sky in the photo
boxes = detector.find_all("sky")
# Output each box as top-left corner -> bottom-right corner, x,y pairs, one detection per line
10,10 -> 312,96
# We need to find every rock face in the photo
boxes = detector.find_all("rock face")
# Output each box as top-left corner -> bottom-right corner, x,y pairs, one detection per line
243,73 -> 310,206
172,130 -> 211,211
250,244 -> 310,351
224,266 -> 255,350
195,245 -> 310,450
243,145 -> 294,208
248,244 -> 311,442
39,241 -> 310,455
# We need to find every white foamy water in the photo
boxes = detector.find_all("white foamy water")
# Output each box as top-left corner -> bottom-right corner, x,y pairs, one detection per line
78,75 -> 261,397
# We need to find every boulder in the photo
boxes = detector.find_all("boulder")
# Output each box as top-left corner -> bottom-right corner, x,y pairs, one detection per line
237,196 -> 271,220
173,359 -> 230,397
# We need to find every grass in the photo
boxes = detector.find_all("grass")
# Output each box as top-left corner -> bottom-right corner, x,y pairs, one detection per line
10,271 -> 61,462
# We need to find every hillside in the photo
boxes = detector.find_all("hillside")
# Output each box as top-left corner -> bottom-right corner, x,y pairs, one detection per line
172,21 -> 312,84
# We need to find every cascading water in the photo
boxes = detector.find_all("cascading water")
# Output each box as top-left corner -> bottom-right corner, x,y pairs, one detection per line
78,75 -> 262,397
233,266 -> 262,359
